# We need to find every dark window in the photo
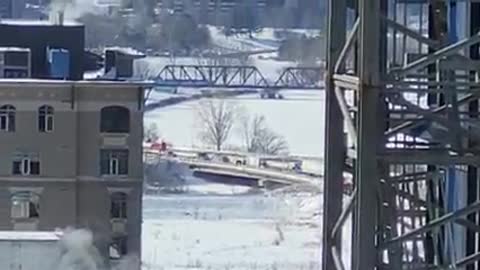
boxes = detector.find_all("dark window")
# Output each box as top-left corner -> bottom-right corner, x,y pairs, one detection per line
5,52 -> 29,66
12,161 -> 21,175
0,105 -> 15,132
12,158 -> 40,176
4,69 -> 28,78
11,191 -> 40,219
110,192 -> 127,219
100,150 -> 129,175
30,161 -> 40,175
38,105 -> 54,132
100,106 -> 130,133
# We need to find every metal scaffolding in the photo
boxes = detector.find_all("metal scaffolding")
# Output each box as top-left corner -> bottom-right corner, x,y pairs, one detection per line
323,0 -> 480,269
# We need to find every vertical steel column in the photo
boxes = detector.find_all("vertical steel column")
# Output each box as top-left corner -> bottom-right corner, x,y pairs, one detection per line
322,0 -> 346,269
354,1 -> 381,270
467,3 -> 480,270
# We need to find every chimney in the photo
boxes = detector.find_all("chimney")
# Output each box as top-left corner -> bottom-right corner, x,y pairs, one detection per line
58,11 -> 64,25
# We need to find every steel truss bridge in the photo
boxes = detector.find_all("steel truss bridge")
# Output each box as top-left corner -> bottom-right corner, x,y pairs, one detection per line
150,65 -> 324,90
324,1 -> 480,270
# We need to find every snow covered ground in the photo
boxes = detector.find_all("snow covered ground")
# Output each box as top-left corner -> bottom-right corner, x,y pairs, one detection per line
142,152 -> 325,269
207,26 -> 322,52
141,26 -> 328,270
142,185 -> 322,270
145,90 -> 325,157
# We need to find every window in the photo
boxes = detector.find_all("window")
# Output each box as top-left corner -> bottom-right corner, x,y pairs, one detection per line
13,155 -> 40,176
111,192 -> 127,219
101,150 -> 128,175
0,105 -> 15,132
11,191 -> 40,219
110,236 -> 128,259
38,105 -> 54,132
100,106 -> 130,133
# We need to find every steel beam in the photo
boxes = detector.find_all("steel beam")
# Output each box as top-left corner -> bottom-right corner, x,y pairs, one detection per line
332,246 -> 347,270
394,33 -> 480,78
322,0 -> 347,269
386,93 -> 480,137
332,189 -> 357,239
383,16 -> 441,50
380,150 -> 480,166
334,18 -> 360,73
333,74 -> 360,91
335,87 -> 358,148
353,0 -> 381,269
383,200 -> 480,248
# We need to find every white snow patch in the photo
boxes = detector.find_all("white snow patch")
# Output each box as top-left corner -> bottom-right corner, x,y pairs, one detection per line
142,190 -> 321,270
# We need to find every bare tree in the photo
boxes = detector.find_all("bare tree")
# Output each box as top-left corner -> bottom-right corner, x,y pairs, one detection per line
196,99 -> 237,151
240,113 -> 288,155
144,123 -> 159,143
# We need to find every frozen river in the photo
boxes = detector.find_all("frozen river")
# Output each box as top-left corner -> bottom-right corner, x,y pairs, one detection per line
144,90 -> 325,157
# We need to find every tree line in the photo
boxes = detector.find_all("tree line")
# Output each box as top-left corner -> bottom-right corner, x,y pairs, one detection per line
144,98 -> 289,155
195,99 -> 289,155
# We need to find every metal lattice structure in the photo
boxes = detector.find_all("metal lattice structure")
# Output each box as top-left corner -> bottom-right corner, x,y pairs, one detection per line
323,1 -> 480,270
153,65 -> 324,89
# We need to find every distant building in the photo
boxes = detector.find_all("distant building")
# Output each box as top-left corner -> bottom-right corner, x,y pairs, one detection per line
152,0 -> 322,28
0,79 -> 147,267
0,19 -> 85,80
104,47 -> 146,79
0,0 -> 26,18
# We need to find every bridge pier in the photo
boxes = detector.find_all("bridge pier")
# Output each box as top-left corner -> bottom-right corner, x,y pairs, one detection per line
258,179 -> 287,189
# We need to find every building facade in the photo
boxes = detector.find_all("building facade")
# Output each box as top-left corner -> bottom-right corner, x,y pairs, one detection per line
0,0 -> 25,18
0,20 -> 85,80
0,79 -> 146,266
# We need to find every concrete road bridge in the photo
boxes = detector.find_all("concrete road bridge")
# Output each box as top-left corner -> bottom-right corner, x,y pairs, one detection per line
143,147 -> 322,189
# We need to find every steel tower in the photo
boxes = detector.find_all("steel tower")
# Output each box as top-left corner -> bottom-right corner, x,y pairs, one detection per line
323,0 -> 480,269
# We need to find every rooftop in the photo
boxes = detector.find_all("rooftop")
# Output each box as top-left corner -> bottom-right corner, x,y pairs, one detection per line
0,19 -> 82,27
0,47 -> 30,52
0,78 -> 153,87
105,46 -> 146,57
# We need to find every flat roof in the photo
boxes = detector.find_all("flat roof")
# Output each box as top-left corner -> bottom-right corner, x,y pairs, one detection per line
105,46 -> 145,57
0,231 -> 62,241
0,19 -> 82,27
0,78 -> 153,87
0,47 -> 30,52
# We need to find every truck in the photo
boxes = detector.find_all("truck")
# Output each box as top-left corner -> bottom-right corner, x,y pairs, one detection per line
0,231 -> 62,270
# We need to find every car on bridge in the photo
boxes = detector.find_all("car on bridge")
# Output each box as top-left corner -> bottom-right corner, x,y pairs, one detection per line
260,89 -> 284,99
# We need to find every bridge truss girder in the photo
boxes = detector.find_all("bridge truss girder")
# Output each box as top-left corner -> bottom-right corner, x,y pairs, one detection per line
154,65 -> 324,89
323,1 -> 480,270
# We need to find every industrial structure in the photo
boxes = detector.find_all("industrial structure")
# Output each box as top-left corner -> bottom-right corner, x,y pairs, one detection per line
323,0 -> 480,270
0,19 -> 85,80
0,17 -> 147,269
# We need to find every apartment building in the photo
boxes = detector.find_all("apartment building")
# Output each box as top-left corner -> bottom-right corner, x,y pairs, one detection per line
0,79 -> 147,266
152,0 -> 322,28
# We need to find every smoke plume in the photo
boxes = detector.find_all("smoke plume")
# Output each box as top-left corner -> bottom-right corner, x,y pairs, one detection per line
49,0 -> 100,20
56,228 -> 105,270
55,228 -> 141,270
